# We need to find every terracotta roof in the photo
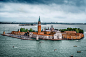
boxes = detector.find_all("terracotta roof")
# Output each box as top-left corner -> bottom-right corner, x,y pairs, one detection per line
31,32 -> 53,36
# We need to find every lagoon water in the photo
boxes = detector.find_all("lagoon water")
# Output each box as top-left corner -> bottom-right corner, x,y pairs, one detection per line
0,24 -> 86,57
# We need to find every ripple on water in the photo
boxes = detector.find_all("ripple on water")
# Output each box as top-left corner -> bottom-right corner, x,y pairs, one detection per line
0,24 -> 86,57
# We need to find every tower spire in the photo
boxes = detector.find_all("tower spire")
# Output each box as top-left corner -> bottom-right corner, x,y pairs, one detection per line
38,16 -> 40,22
38,16 -> 41,34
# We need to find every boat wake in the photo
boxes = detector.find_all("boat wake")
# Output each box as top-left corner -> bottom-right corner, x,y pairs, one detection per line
76,40 -> 78,41
14,47 -> 18,48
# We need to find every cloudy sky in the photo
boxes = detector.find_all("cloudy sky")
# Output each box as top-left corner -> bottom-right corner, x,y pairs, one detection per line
0,0 -> 86,23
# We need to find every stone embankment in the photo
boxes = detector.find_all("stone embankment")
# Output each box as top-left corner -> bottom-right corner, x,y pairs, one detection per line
1,33 -> 35,40
1,33 -> 84,40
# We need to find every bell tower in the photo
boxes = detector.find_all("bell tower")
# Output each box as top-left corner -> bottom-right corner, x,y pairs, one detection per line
38,16 -> 41,34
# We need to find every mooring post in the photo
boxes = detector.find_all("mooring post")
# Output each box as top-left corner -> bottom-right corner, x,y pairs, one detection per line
3,31 -> 5,35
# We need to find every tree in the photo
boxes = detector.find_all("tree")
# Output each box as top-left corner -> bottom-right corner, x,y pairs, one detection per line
33,30 -> 35,32
25,29 -> 28,32
79,30 -> 83,33
67,28 -> 73,31
29,28 -> 33,32
76,29 -> 79,33
72,28 -> 77,31
20,28 -> 28,32
63,29 -> 67,31
59,28 -> 84,33
20,28 -> 25,32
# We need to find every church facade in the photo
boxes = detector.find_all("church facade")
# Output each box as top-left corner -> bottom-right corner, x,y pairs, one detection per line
29,16 -> 62,40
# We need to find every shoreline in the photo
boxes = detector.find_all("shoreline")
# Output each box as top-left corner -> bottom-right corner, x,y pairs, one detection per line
1,33 -> 84,41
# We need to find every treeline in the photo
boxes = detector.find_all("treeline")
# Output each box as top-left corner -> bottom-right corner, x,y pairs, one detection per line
19,28 -> 84,33
20,28 -> 35,32
59,28 -> 84,33
28,28 -> 35,32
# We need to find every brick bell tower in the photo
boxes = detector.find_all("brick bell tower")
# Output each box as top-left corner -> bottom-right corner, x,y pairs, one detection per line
38,16 -> 41,34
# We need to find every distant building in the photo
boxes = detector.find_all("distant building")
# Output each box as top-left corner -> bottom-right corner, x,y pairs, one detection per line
64,31 -> 76,34
54,31 -> 62,39
4,16 -> 84,40
50,25 -> 54,31
38,16 -> 44,34
11,31 -> 26,35
29,16 -> 62,40
62,31 -> 84,40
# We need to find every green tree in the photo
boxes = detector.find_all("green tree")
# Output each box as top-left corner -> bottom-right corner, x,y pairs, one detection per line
20,28 -> 25,32
67,28 -> 73,31
79,30 -> 83,33
63,29 -> 67,31
59,28 -> 84,33
76,29 -> 79,33
29,28 -> 33,32
72,28 -> 77,31
25,29 -> 28,32
33,30 -> 35,32
61,29 -> 64,32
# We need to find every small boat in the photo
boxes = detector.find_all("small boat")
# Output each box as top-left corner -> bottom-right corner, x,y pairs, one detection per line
77,51 -> 81,53
49,39 -> 62,41
73,45 -> 77,47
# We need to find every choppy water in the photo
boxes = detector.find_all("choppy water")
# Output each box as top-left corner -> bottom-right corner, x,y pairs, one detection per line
0,24 -> 86,57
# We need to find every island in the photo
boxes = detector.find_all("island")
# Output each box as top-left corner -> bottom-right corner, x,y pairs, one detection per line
19,24 -> 36,26
1,16 -> 84,40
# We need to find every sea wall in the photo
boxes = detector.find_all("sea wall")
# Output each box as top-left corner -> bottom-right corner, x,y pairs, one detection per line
62,33 -> 84,40
29,32 -> 53,39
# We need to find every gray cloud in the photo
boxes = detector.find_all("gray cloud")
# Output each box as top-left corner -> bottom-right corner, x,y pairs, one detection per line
0,1 -> 86,23
0,0 -> 86,6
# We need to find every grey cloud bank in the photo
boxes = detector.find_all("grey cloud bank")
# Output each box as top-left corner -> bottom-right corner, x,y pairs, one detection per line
0,0 -> 86,23
0,0 -> 86,6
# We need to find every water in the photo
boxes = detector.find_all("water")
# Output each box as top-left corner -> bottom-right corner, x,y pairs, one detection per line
0,24 -> 86,57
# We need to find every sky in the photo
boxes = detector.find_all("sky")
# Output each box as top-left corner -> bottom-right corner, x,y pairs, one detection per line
0,0 -> 86,23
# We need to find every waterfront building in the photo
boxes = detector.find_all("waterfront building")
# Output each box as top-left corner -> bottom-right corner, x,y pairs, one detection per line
9,16 -> 84,40
11,31 -> 26,35
62,31 -> 84,40
64,31 -> 76,34
50,25 -> 54,31
38,16 -> 44,34
54,31 -> 62,39
29,16 -> 62,40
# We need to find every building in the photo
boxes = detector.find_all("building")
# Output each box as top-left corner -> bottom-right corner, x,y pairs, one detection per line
54,31 -> 62,39
38,16 -> 44,34
11,31 -> 26,35
64,31 -> 76,34
3,16 -> 84,40
29,16 -> 62,40
62,31 -> 84,40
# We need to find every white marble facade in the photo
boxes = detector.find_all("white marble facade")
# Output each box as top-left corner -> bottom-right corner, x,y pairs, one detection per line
29,31 -> 62,39
54,31 -> 62,39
